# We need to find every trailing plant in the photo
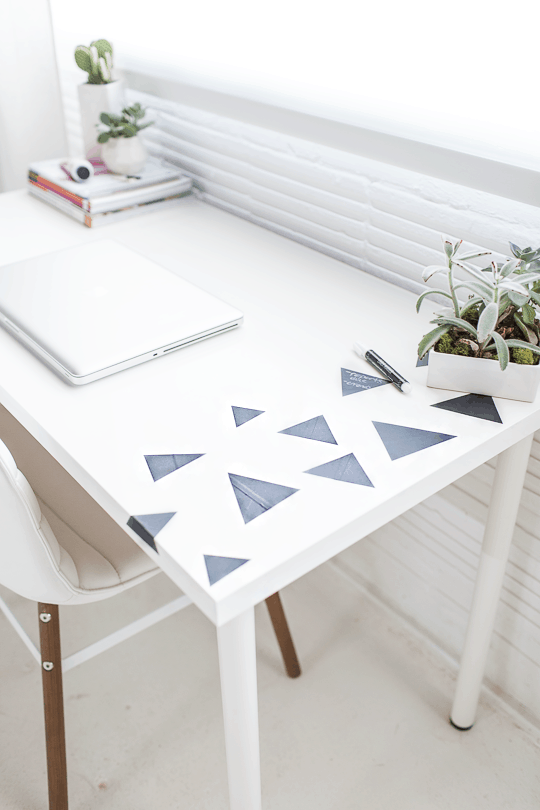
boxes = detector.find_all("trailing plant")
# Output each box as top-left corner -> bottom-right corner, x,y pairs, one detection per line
417,238 -> 540,370
74,39 -> 114,84
97,104 -> 154,142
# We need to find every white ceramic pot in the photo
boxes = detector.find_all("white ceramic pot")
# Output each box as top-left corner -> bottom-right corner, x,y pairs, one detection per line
427,350 -> 540,402
100,135 -> 148,175
77,80 -> 125,159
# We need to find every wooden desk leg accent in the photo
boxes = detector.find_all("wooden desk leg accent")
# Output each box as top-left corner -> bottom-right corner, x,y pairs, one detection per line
217,608 -> 261,810
265,593 -> 301,678
450,434 -> 534,731
38,603 -> 68,810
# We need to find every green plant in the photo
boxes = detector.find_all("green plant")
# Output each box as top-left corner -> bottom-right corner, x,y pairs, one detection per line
417,238 -> 540,370
97,104 -> 154,142
74,39 -> 114,84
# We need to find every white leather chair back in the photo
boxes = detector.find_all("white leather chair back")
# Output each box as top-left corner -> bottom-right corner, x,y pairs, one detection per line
0,437 -> 77,603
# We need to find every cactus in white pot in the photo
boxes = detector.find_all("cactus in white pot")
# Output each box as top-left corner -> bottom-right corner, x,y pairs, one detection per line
97,103 -> 154,175
75,38 -> 125,158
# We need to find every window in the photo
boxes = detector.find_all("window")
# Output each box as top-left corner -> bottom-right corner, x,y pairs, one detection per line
50,0 -> 540,172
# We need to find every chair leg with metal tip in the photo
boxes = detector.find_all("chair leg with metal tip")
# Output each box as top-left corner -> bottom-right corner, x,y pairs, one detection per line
38,603 -> 68,810
265,592 -> 302,678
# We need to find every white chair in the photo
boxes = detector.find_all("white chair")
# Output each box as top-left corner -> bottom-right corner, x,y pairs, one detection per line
0,403 -> 301,810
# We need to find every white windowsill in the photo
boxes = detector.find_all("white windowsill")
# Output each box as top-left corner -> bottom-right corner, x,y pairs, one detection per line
118,56 -> 540,210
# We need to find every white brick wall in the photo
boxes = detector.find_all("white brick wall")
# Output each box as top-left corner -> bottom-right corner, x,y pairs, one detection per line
61,70 -> 540,726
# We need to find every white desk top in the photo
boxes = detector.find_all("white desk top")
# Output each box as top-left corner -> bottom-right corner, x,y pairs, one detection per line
1,191 -> 540,625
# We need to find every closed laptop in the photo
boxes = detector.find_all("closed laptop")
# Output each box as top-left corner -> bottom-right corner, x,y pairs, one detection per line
0,239 -> 243,384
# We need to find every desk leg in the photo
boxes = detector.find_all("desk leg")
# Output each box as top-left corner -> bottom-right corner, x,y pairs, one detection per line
217,607 -> 261,810
450,433 -> 533,730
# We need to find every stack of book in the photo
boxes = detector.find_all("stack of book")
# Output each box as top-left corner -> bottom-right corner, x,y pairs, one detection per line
28,157 -> 193,228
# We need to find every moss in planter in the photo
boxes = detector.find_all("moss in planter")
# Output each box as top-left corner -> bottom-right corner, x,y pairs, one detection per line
512,347 -> 538,365
434,333 -> 454,354
453,342 -> 471,356
434,330 -> 539,365
434,332 -> 471,356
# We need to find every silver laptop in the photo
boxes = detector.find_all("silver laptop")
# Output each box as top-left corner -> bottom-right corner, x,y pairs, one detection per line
0,240 -> 243,384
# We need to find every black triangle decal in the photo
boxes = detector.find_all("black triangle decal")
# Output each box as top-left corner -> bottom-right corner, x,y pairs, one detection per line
279,415 -> 337,444
306,453 -> 374,487
204,555 -> 249,585
431,394 -> 502,423
127,512 -> 176,551
229,473 -> 299,524
145,454 -> 204,482
232,406 -> 265,427
373,421 -> 455,460
341,368 -> 390,396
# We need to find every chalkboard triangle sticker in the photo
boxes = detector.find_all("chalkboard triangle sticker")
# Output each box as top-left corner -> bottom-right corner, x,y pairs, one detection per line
431,393 -> 502,423
232,406 -> 265,427
204,554 -> 249,585
144,454 -> 204,482
127,512 -> 176,551
229,473 -> 299,523
341,368 -> 390,396
279,415 -> 337,444
373,421 -> 456,460
306,453 -> 374,486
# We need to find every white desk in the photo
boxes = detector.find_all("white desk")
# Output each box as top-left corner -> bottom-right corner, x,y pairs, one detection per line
1,191 -> 538,808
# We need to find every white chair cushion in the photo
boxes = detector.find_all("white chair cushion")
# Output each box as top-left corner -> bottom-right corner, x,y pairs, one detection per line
0,404 -> 158,604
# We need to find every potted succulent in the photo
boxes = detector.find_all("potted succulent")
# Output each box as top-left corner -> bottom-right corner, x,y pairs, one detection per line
417,238 -> 540,402
97,103 -> 154,175
75,39 -> 125,158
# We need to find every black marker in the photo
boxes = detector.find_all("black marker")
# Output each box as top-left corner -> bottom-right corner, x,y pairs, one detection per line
353,342 -> 412,394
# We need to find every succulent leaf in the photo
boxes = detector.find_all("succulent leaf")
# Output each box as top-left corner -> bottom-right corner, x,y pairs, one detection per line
416,290 -> 453,313
453,261 -> 496,286
453,281 -> 494,301
500,258 -> 520,277
506,339 -> 540,355
459,296 -> 482,317
509,242 -> 523,259
491,331 -> 509,371
422,264 -> 447,282
457,251 -> 491,261
418,326 -> 450,358
476,302 -> 498,343
432,316 -> 478,338
522,304 -> 536,326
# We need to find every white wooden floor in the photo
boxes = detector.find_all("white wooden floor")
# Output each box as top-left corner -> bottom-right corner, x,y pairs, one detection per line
1,561 -> 539,810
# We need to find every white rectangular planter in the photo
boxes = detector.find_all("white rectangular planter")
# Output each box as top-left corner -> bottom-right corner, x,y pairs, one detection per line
427,350 -> 540,402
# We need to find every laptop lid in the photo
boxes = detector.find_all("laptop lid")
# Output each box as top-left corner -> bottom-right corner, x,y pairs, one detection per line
0,239 -> 243,384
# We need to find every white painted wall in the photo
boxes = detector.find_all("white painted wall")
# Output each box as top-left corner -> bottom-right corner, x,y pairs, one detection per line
0,0 -> 67,192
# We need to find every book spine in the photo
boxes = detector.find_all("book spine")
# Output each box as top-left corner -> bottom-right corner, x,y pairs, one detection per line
29,182 -> 187,227
89,177 -> 192,213
28,184 -> 90,226
28,172 -> 86,209
87,194 -> 186,227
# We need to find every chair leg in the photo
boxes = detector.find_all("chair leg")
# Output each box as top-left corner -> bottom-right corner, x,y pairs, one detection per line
265,592 -> 301,678
38,603 -> 68,810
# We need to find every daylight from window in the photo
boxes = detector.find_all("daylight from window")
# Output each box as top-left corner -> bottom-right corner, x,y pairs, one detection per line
50,0 -> 540,170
